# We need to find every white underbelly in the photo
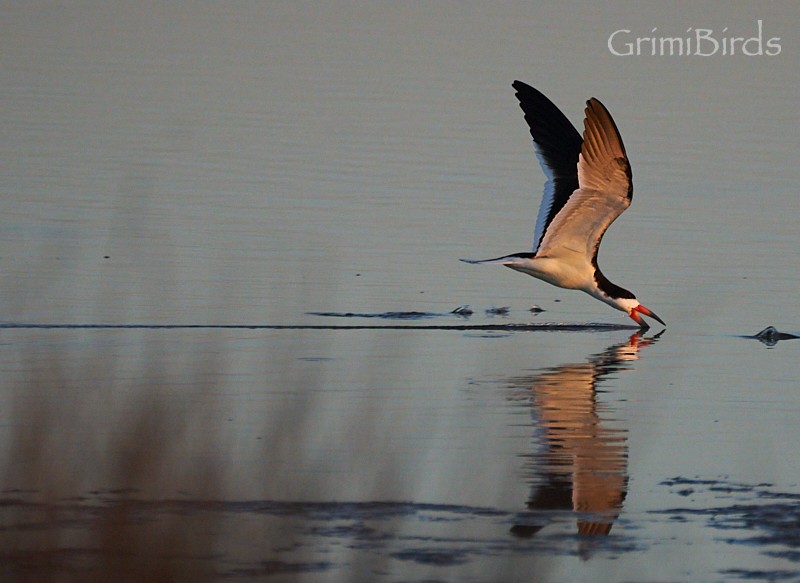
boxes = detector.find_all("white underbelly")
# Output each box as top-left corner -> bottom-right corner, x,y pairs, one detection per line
509,257 -> 593,291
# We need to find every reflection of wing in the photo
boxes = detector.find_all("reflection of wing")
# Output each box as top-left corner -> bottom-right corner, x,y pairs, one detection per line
511,332 -> 660,537
529,361 -> 627,535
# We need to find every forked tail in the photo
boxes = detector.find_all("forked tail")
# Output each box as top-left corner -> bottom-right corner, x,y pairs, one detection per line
460,253 -> 534,265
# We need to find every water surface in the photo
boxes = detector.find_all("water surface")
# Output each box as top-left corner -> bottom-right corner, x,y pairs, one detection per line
2,2 -> 800,581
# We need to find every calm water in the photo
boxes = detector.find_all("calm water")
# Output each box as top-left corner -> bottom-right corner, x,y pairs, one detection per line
2,2 -> 800,581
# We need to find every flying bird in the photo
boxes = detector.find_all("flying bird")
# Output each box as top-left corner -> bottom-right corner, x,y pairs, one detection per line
461,81 -> 664,329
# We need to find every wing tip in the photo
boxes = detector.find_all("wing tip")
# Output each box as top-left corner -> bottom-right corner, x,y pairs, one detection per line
582,97 -> 627,158
578,95 -> 634,199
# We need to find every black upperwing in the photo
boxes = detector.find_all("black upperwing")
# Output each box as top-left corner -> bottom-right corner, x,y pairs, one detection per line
512,81 -> 583,254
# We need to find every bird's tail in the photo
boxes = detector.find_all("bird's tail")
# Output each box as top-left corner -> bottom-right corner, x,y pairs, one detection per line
460,257 -> 506,265
460,253 -> 533,265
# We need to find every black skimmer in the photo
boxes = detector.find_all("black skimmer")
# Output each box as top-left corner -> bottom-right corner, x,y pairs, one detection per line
462,81 -> 664,329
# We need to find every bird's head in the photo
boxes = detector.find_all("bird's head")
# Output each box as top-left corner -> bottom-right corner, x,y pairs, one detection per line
625,301 -> 665,329
595,293 -> 665,330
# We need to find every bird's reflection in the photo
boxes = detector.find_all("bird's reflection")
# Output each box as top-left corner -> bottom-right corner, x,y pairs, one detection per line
510,332 -> 662,538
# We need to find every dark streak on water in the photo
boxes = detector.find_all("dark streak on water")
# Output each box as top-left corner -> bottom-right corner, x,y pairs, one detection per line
655,477 -> 800,578
0,322 -> 638,331
308,311 -> 444,320
3,449 -> 795,581
5,479 -> 798,578
0,496 -> 642,575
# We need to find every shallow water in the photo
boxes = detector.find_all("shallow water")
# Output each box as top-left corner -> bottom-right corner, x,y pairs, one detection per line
2,2 -> 800,581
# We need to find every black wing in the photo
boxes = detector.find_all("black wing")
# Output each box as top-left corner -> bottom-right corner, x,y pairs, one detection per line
512,81 -> 583,253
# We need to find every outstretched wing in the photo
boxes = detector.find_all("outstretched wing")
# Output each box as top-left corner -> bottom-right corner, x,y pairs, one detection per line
534,97 -> 632,266
512,81 -> 583,254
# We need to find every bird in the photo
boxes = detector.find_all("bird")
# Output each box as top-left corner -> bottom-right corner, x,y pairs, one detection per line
461,81 -> 664,329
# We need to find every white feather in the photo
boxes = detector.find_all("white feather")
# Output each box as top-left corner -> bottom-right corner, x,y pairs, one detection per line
532,145 -> 556,253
